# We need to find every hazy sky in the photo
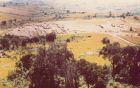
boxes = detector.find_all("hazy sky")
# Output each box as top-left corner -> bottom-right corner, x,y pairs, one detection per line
44,0 -> 140,6
42,0 -> 140,12
0,0 -> 7,1
0,0 -> 139,6
0,0 -> 139,5
1,0 -> 140,12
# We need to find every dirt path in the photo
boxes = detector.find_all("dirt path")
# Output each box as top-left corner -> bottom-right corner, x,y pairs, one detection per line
109,33 -> 136,46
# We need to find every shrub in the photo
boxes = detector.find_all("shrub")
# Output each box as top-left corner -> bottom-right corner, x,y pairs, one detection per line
129,27 -> 133,31
66,38 -> 71,42
7,54 -> 35,88
134,16 -> 139,20
16,54 -> 35,70
0,38 -> 10,50
77,59 -> 110,88
1,20 -> 7,26
101,37 -> 110,45
138,33 -> 140,36
46,32 -> 56,42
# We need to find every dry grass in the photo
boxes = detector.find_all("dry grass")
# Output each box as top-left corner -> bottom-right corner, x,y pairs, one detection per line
0,32 -> 133,81
0,33 -> 112,80
0,32 -> 135,88
121,36 -> 140,45
0,50 -> 19,79
0,49 -> 36,79
0,58 -> 16,79
67,33 -> 112,66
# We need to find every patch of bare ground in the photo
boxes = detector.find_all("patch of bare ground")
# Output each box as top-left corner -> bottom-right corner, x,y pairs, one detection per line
6,22 -> 69,37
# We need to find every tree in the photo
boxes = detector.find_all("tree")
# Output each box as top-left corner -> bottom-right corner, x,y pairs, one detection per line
95,80 -> 106,88
29,41 -> 75,88
1,20 -> 7,26
2,3 -> 6,7
102,37 -> 110,45
100,38 -> 140,86
21,39 -> 27,47
77,59 -> 110,88
129,27 -> 133,31
109,12 -> 112,17
138,33 -> 140,36
121,13 -> 126,19
134,16 -> 139,20
16,54 -> 35,70
7,35 -> 112,88
0,38 -> 10,50
46,32 -> 56,42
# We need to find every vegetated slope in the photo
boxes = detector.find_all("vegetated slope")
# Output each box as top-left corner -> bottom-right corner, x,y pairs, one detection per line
0,0 -> 45,21
0,7 -> 33,16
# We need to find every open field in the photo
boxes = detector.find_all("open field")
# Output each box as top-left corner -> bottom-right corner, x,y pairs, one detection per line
0,31 -> 136,80
0,17 -> 139,80
0,5 -> 139,87
0,5 -> 40,23
0,32 -> 138,88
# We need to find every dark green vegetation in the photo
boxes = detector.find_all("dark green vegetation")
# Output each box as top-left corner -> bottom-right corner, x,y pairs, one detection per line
1,33 -> 140,88
100,38 -> 140,87
0,32 -> 56,50
7,40 -> 110,88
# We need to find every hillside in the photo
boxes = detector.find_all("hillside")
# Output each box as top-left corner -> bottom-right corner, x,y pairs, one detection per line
0,0 -> 140,88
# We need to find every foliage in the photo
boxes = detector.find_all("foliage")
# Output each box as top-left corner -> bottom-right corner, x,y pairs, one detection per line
101,37 -> 110,45
77,59 -> 110,88
7,39 -> 110,88
0,32 -> 56,50
100,38 -> 140,86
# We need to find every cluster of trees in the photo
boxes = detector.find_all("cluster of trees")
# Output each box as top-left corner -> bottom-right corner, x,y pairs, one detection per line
84,12 -> 133,19
100,37 -> 140,86
0,19 -> 17,28
0,32 -> 56,50
8,35 -> 110,88
6,35 -> 140,88
108,12 -> 133,19
0,18 -> 39,29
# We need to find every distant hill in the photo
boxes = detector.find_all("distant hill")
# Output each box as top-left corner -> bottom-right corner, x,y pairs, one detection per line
13,0 -> 43,3
7,0 -> 44,5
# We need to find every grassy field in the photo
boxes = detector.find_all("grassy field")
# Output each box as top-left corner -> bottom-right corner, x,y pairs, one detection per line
0,2 -> 139,87
0,48 -> 37,79
0,50 -> 23,79
0,33 -> 112,80
67,33 -> 112,65
1,31 -> 135,81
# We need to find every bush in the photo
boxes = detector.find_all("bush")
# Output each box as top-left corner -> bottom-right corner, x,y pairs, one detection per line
129,27 -> 133,31
46,32 -> 56,42
7,54 -> 35,88
101,37 -> 110,45
1,21 -> 7,26
134,16 -> 139,20
138,33 -> 140,36
0,38 -> 10,50
77,59 -> 110,88
16,54 -> 35,70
